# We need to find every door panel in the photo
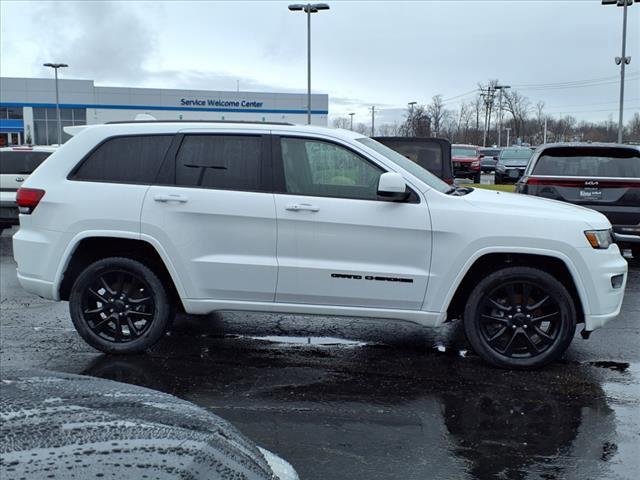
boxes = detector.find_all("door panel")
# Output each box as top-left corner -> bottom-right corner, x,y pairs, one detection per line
141,132 -> 277,302
142,188 -> 277,301
275,195 -> 431,309
273,135 -> 432,310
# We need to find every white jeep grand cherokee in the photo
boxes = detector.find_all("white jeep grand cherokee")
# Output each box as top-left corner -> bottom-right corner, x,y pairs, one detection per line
13,121 -> 628,369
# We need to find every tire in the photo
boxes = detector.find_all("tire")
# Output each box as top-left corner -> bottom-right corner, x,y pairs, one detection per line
631,246 -> 640,260
494,175 -> 502,184
473,172 -> 482,183
69,257 -> 175,354
463,266 -> 576,369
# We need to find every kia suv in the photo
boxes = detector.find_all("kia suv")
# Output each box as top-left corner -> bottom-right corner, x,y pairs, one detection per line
0,146 -> 56,234
12,122 -> 628,369
516,143 -> 640,259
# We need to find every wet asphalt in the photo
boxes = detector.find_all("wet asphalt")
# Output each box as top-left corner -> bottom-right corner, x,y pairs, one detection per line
1,227 -> 639,480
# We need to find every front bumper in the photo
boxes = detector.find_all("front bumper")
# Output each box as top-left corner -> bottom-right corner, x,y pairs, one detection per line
576,245 -> 628,332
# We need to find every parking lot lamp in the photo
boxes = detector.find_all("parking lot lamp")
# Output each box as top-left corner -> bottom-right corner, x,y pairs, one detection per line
43,63 -> 68,145
288,3 -> 330,125
602,0 -> 635,143
349,112 -> 355,130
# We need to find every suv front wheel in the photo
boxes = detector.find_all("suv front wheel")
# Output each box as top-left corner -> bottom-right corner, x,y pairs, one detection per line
69,257 -> 175,354
464,266 -> 576,369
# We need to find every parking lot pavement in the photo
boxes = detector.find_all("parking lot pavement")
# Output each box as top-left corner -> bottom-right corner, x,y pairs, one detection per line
1,228 -> 639,480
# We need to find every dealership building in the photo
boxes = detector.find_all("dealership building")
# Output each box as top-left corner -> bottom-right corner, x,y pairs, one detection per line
0,77 -> 329,146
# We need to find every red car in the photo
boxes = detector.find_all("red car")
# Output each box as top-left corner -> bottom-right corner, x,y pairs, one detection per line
452,144 -> 481,183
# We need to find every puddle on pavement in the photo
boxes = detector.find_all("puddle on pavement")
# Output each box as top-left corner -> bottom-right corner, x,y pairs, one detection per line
235,335 -> 368,347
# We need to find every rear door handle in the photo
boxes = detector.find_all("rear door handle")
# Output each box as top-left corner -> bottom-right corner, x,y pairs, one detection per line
154,194 -> 189,203
286,203 -> 320,212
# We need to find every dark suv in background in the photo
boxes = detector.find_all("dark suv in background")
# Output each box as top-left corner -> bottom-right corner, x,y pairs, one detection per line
516,143 -> 640,258
494,147 -> 534,183
373,137 -> 454,184
479,147 -> 501,172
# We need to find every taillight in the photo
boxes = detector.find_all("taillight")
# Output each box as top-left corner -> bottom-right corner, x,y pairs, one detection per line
16,188 -> 45,214
444,178 -> 454,185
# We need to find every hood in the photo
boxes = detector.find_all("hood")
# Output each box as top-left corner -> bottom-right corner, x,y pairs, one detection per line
0,369 -> 298,480
464,188 -> 611,230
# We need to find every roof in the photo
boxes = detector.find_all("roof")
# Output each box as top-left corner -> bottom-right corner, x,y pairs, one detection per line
67,121 -> 365,143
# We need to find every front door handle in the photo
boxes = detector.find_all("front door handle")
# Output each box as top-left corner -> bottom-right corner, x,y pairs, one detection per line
154,194 -> 189,203
286,203 -> 320,212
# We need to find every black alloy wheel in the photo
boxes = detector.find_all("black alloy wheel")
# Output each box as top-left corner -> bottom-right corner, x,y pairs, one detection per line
464,266 -> 576,369
70,257 -> 175,354
81,269 -> 155,343
477,281 -> 561,358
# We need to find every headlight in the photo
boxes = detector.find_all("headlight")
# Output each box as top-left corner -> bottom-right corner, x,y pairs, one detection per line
584,229 -> 614,249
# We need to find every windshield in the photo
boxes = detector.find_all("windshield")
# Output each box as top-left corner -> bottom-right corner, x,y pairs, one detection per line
356,137 -> 451,193
480,149 -> 500,157
452,147 -> 477,158
499,148 -> 533,161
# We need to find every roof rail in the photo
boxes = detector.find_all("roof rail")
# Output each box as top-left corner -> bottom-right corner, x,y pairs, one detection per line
104,119 -> 295,126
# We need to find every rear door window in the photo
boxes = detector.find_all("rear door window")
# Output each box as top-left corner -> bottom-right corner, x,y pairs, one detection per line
0,151 -> 52,174
533,147 -> 640,178
174,135 -> 266,191
73,135 -> 173,184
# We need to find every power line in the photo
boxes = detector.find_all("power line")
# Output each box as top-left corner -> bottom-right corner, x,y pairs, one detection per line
512,71 -> 639,88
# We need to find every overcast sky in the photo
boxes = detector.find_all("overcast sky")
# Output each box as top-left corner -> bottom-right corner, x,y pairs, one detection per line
1,0 -> 638,126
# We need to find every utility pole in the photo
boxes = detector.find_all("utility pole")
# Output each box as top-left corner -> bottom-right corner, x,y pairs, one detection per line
602,0 -> 634,143
348,112 -> 355,130
495,85 -> 511,147
370,106 -> 376,136
505,127 -> 511,147
481,87 -> 496,147
543,117 -> 548,144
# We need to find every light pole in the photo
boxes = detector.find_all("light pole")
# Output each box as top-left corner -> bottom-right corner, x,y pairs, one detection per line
288,3 -> 330,125
348,112 -> 355,130
43,63 -> 68,145
602,0 -> 635,144
505,127 -> 511,147
407,101 -> 417,114
495,85 -> 510,147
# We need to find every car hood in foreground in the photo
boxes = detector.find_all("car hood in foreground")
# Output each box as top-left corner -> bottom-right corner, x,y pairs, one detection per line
463,187 -> 611,230
0,369 -> 298,480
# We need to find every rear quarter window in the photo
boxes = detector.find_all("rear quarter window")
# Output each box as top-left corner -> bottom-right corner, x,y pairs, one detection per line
533,147 -> 640,178
0,151 -> 52,174
72,135 -> 173,184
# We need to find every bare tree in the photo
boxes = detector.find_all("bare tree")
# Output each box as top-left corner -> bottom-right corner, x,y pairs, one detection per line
427,94 -> 448,137
353,122 -> 370,136
332,117 -> 351,130
399,104 -> 431,137
627,112 -> 640,141
376,122 -> 401,137
503,89 -> 530,142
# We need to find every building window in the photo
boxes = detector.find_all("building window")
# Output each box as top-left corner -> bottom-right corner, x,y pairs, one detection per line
33,107 -> 86,145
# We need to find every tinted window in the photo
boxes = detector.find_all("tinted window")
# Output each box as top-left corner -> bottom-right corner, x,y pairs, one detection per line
533,148 -> 640,178
281,137 -> 382,200
0,151 -> 52,174
376,140 -> 444,177
74,135 -> 172,183
500,148 -> 533,160
175,135 -> 263,191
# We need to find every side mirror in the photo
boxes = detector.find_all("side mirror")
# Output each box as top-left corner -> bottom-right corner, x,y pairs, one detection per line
377,172 -> 409,201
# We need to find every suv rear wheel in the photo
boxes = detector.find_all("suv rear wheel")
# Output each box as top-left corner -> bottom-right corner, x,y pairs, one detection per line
69,257 -> 175,354
464,266 -> 576,369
